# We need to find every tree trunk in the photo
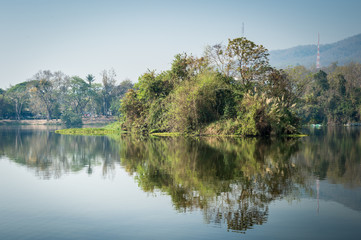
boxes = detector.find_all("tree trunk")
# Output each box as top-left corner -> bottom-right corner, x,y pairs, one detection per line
46,105 -> 52,121
15,101 -> 21,121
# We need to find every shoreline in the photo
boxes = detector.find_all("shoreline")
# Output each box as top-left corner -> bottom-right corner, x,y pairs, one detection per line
55,125 -> 308,138
0,116 -> 116,126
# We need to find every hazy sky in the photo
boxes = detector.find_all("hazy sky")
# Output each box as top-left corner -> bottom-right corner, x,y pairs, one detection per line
1,0 -> 360,89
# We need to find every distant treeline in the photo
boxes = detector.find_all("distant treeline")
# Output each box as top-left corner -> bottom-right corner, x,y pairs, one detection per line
288,62 -> 361,125
0,69 -> 133,126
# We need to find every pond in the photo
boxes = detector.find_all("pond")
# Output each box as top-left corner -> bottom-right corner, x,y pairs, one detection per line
0,126 -> 360,239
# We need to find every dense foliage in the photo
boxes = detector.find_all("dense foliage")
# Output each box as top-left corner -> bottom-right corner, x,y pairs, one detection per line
286,63 -> 361,124
119,37 -> 361,135
120,38 -> 300,136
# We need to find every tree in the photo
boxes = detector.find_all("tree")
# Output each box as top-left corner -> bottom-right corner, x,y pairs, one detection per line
169,53 -> 209,84
110,79 -> 133,115
314,70 -> 329,92
205,37 -> 270,89
226,37 -> 270,86
0,89 -> 14,119
30,76 -> 54,120
81,74 -> 103,116
88,82 -> 103,115
205,44 -> 234,77
263,68 -> 306,109
86,74 -> 95,85
99,70 -> 134,116
116,79 -> 133,97
66,76 -> 92,114
170,53 -> 190,82
285,65 -> 313,95
29,70 -> 66,120
6,82 -> 29,120
120,89 -> 146,131
337,74 -> 347,96
101,69 -> 116,116
135,70 -> 172,102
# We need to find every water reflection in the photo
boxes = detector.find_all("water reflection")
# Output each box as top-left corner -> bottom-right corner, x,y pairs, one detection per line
117,136 -> 309,232
0,127 -> 119,179
0,126 -> 361,233
299,127 -> 361,187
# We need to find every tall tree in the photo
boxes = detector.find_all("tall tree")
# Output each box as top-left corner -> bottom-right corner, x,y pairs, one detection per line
0,88 -> 14,119
101,69 -> 116,116
205,37 -> 270,89
226,37 -> 270,86
29,70 -> 66,120
109,79 -> 133,115
205,44 -> 234,77
6,82 -> 29,120
314,70 -> 329,92
66,76 -> 92,114
86,74 -> 95,85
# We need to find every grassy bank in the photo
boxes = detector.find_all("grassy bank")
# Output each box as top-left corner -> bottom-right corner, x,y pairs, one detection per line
55,122 -> 125,136
55,128 -> 118,136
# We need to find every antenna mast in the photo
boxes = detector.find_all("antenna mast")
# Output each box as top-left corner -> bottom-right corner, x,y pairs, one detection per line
242,22 -> 244,37
316,33 -> 320,69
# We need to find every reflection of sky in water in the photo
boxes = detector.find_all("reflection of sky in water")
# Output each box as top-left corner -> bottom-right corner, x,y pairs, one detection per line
314,181 -> 361,212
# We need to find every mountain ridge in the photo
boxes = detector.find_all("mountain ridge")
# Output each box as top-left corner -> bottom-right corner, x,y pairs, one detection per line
269,33 -> 361,68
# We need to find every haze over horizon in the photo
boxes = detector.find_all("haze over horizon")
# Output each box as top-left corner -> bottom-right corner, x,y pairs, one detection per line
1,0 -> 361,89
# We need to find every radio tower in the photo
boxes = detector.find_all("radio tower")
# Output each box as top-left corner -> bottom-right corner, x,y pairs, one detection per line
242,22 -> 244,37
316,33 -> 320,69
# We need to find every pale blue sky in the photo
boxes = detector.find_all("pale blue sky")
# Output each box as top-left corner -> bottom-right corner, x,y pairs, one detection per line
1,0 -> 360,89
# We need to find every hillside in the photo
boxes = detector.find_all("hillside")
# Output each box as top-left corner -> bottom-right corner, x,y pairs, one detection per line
269,33 -> 361,68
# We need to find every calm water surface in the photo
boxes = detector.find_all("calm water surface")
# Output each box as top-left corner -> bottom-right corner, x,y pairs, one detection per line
0,126 -> 361,239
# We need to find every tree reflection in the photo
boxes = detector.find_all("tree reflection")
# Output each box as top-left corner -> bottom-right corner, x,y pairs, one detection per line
0,129 -> 310,232
0,127 -> 120,179
117,136 -> 308,232
298,127 -> 361,188
1,126 -> 361,232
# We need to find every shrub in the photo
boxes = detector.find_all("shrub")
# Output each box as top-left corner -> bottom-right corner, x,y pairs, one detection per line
120,89 -> 147,133
168,71 -> 228,132
61,110 -> 83,127
238,90 -> 299,136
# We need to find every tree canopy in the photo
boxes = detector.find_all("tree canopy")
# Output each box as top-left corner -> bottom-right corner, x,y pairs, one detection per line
0,70 -> 133,126
120,37 -> 299,136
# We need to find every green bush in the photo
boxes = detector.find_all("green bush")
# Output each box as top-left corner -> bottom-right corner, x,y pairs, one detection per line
238,91 -> 299,136
168,71 -> 227,132
61,110 -> 83,127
